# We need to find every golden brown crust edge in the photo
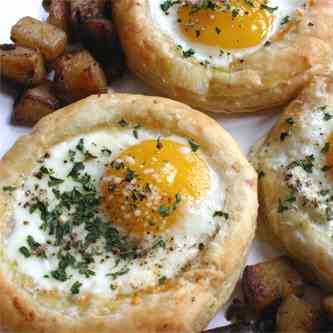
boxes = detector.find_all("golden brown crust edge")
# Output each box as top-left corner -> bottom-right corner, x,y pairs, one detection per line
112,0 -> 333,114
0,93 -> 258,333
250,75 -> 333,291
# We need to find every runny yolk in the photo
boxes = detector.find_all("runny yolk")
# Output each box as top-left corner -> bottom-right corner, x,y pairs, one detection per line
100,139 -> 210,236
177,0 -> 274,49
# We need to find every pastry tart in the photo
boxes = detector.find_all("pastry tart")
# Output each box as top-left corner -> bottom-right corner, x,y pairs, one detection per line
112,0 -> 333,113
0,94 -> 257,332
250,75 -> 333,290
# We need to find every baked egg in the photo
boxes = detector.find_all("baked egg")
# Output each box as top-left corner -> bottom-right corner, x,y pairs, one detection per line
5,124 -> 225,298
150,0 -> 307,67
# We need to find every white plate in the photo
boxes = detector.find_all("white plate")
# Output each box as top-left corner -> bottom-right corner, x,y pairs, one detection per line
0,1 -> 280,329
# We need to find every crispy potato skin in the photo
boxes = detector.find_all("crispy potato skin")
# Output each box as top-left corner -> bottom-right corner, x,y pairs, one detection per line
276,295 -> 322,333
70,0 -> 106,23
322,296 -> 333,322
242,257 -> 304,312
42,0 -> 52,12
0,44 -> 45,86
47,0 -> 70,34
53,50 -> 107,103
79,17 -> 115,54
13,81 -> 61,126
101,45 -> 126,82
11,16 -> 68,61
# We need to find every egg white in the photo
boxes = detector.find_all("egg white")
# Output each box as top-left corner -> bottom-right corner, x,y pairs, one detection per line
150,0 -> 307,67
5,128 -> 225,298
263,106 -> 333,235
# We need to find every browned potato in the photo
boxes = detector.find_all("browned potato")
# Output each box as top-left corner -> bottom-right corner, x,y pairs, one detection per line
70,0 -> 107,40
13,81 -> 61,126
79,17 -> 115,54
70,0 -> 106,24
0,44 -> 45,86
276,295 -> 322,332
323,296 -> 333,322
42,0 -> 52,12
47,0 -> 70,34
242,256 -> 304,312
11,17 -> 67,61
101,45 -> 126,82
54,50 -> 107,103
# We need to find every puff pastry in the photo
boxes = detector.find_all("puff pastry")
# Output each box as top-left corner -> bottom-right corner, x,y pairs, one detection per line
112,0 -> 333,113
250,75 -> 333,290
0,94 -> 257,333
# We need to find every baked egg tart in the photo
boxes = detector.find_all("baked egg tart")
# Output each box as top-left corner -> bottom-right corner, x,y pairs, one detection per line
0,94 -> 257,333
251,75 -> 333,290
112,0 -> 333,113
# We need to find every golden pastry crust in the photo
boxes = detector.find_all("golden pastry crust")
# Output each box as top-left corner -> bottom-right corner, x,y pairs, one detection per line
250,75 -> 333,290
0,94 -> 257,333
112,0 -> 333,114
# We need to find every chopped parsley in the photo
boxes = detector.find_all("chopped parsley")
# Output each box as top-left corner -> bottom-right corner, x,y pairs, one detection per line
126,168 -> 136,182
133,125 -> 140,139
213,211 -> 229,219
2,186 -> 16,192
118,119 -> 128,127
280,16 -> 290,25
26,235 -> 47,259
157,193 -> 182,217
68,162 -> 85,178
159,276 -> 167,285
101,148 -> 112,156
321,142 -> 330,154
260,4 -> 278,13
76,138 -> 84,152
19,246 -> 31,258
324,113 -> 332,121
182,48 -> 195,58
188,139 -> 200,152
160,0 -> 180,14
286,117 -> 294,125
278,196 -> 296,213
71,281 -> 82,295
287,155 -> 315,174
152,238 -> 166,249
48,176 -> 64,187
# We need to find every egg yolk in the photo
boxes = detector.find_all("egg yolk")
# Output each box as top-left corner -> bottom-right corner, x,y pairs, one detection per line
177,0 -> 274,49
100,139 -> 210,236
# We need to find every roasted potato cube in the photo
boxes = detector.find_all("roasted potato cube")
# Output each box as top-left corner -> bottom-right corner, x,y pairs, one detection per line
13,81 -> 61,126
0,44 -> 45,86
323,296 -> 333,322
101,45 -> 126,82
70,0 -> 107,40
276,295 -> 322,332
11,17 -> 67,61
42,0 -> 52,12
70,0 -> 106,24
54,50 -> 107,103
79,17 -> 115,53
47,0 -> 70,34
242,256 -> 304,312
